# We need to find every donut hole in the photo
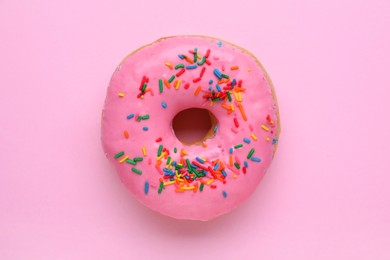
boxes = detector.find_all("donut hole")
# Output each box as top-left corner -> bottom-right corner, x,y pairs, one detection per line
172,108 -> 218,145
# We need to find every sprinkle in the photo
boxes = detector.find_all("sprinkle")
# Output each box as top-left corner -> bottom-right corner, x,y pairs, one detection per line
251,133 -> 258,141
119,155 -> 129,163
230,66 -> 239,70
251,157 -> 262,162
216,84 -> 221,92
214,124 -> 218,132
200,67 -> 206,77
197,56 -> 206,65
176,68 -> 185,77
210,185 -> 217,189
266,137 -> 270,142
229,155 -> 233,166
221,73 -> 229,79
161,102 -> 167,108
126,159 -> 136,165
194,86 -> 202,96
174,79 -> 181,89
142,126 -> 149,131
213,69 -> 222,79
159,79 -> 163,93
196,157 -> 205,164
247,148 -> 255,159
233,117 -> 239,128
237,103 -> 247,121
261,125 -> 270,131
168,75 -> 175,83
222,191 -> 227,198
164,62 -> 173,69
157,145 -> 163,157
131,167 -> 142,175
144,182 -> 149,194
124,131 -> 129,139
127,114 -> 135,119
234,144 -> 243,149
186,65 -> 197,70
244,161 -> 249,168
209,80 -> 213,84
243,138 -> 251,144
175,64 -> 184,69
114,151 -> 124,159
142,146 -> 147,157
205,49 -> 211,58
234,162 -> 240,169
118,92 -> 125,97
229,147 -> 233,154
227,92 -> 232,102
174,147 -> 177,153
178,54 -> 185,59
158,182 -> 164,194
193,77 -> 201,83
272,138 -> 279,144
217,41 -> 223,47
163,79 -> 171,89
200,183 -> 204,192
184,83 -> 190,89
141,114 -> 150,120
134,157 -> 143,162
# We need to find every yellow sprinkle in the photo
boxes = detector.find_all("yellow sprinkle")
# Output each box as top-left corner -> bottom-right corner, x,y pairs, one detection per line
233,91 -> 239,101
181,186 -> 195,190
180,149 -> 188,156
119,155 -> 129,163
157,151 -> 167,161
237,92 -> 242,102
266,137 -> 270,142
261,125 -> 270,131
233,174 -> 237,179
209,101 -> 214,106
164,62 -> 173,69
164,181 -> 176,186
207,179 -> 214,185
194,86 -> 201,96
174,79 -> 181,90
118,92 -> 125,97
230,104 -> 235,111
142,146 -> 147,156
251,133 -> 258,141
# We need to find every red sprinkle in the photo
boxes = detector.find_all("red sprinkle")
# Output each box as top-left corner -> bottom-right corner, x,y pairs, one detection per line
234,117 -> 239,128
200,67 -> 206,77
176,68 -> 185,77
193,77 -> 201,83
205,59 -> 211,65
205,49 -> 210,58
210,185 -> 217,189
184,83 -> 190,89
155,137 -> 162,142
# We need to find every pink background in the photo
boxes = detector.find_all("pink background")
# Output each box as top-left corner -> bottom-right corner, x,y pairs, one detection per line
1,0 -> 389,259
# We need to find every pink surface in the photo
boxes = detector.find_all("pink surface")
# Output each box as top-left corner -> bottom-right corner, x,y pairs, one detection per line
0,0 -> 389,258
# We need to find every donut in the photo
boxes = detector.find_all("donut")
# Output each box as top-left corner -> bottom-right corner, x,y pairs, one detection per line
101,36 -> 280,220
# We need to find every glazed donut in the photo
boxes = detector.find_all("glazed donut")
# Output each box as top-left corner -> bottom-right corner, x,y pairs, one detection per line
101,36 -> 280,220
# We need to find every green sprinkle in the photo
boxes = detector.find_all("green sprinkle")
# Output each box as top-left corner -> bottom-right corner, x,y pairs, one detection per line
197,56 -> 206,66
234,144 -> 243,149
175,64 -> 184,69
167,156 -> 171,165
159,79 -> 163,93
227,92 -> 232,102
221,73 -> 229,79
200,183 -> 204,192
141,83 -> 147,92
174,147 -> 177,153
142,115 -> 150,120
134,157 -> 143,162
186,159 -> 192,171
234,162 -> 240,169
193,48 -> 198,62
131,167 -> 142,175
114,151 -> 124,159
158,145 -> 163,157
158,182 -> 164,194
247,148 -> 255,159
168,75 -> 175,83
125,159 -> 136,165
137,116 -> 142,121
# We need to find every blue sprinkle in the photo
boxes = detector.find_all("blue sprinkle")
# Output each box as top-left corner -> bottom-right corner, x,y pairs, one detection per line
232,79 -> 237,87
178,54 -> 185,59
208,86 -> 212,91
161,101 -> 167,108
222,190 -> 227,198
209,79 -> 213,84
142,126 -> 149,131
214,124 -> 218,132
172,161 -> 177,166
196,157 -> 205,164
272,138 -> 279,144
244,161 -> 249,168
250,157 -> 262,162
216,84 -> 221,92
127,113 -> 135,119
144,181 -> 149,195
221,169 -> 227,177
243,138 -> 251,144
213,163 -> 219,170
186,65 -> 197,69
229,147 -> 233,154
217,41 -> 223,47
213,69 -> 222,79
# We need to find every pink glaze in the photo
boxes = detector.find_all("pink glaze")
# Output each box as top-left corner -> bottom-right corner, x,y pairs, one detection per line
101,36 -> 279,220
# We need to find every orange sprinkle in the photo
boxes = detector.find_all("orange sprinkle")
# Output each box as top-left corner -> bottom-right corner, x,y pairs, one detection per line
261,125 -> 270,131
164,62 -> 173,69
174,79 -> 181,90
221,103 -> 230,110
175,189 -> 185,193
194,86 -> 201,96
184,56 -> 194,64
124,130 -> 129,139
118,92 -> 125,97
163,79 -> 171,89
230,66 -> 239,70
142,146 -> 147,157
237,103 -> 247,121
229,155 -> 233,166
